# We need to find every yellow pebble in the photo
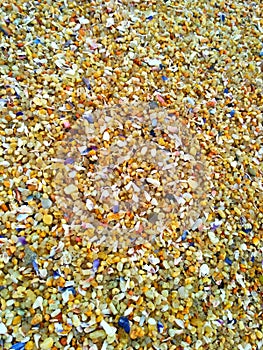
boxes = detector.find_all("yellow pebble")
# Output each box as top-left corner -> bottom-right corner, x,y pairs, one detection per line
46,278 -> 53,287
25,341 -> 34,350
57,276 -> 66,287
43,214 -> 53,225
158,137 -> 166,146
234,207 -> 241,216
252,237 -> 259,245
96,315 -> 103,323
218,210 -> 226,219
12,315 -> 21,326
40,337 -> 54,349
256,330 -> 263,339
31,313 -> 43,325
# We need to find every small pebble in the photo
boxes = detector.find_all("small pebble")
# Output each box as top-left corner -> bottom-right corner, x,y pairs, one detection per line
40,337 -> 54,349
0,322 -> 7,334
41,198 -> 52,209
0,1 -> 262,349
43,214 -> 53,225
31,314 -> 43,326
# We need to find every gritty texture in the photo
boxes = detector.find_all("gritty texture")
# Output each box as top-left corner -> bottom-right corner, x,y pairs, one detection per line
0,0 -> 263,350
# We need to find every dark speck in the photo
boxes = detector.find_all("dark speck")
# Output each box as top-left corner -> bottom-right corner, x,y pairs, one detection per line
242,227 -> 252,234
150,129 -> 156,137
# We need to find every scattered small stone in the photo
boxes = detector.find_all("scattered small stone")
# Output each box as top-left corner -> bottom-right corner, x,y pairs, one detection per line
40,337 -> 54,349
43,214 -> 53,225
0,1 -> 262,349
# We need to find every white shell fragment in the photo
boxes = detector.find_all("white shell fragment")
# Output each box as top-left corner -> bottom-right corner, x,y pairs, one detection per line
0,322 -> 7,335
100,320 -> 117,336
106,17 -> 115,28
146,178 -> 160,187
33,296 -> 44,311
86,198 -> 94,210
144,58 -> 162,66
199,264 -> 210,277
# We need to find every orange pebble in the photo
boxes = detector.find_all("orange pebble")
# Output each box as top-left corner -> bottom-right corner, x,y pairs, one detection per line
252,237 -> 259,245
1,203 -> 8,212
60,338 -> 67,346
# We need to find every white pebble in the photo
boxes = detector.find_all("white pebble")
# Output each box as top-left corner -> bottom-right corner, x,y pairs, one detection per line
151,198 -> 158,206
86,198 -> 94,210
103,131 -> 110,141
191,218 -> 203,230
106,17 -> 115,28
64,184 -> 78,195
178,286 -> 189,299
117,262 -> 123,272
100,320 -> 117,336
0,322 -> 7,334
175,318 -> 185,329
148,318 -> 157,325
188,178 -> 198,190
199,264 -> 210,277
144,191 -> 151,202
146,177 -> 160,187
208,230 -> 219,244
72,314 -> 81,327
182,192 -> 192,202
141,146 -> 148,155
33,296 -> 44,311
144,58 -> 162,66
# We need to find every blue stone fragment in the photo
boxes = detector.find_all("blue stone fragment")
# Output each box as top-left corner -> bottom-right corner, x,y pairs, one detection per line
118,316 -> 130,334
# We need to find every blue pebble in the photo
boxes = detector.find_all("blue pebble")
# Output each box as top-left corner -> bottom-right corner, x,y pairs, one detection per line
10,343 -> 26,350
118,316 -> 130,333
58,286 -> 76,296
157,321 -> 164,333
151,118 -> 158,127
161,75 -> 168,81
32,260 -> 39,273
34,38 -> 41,44
220,13 -> 226,22
83,113 -> 94,123
64,157 -> 75,165
223,88 -> 229,94
225,257 -> 232,266
146,15 -> 154,20
181,230 -> 188,241
112,204 -> 120,213
229,110 -> 235,117
242,227 -> 252,234
53,270 -> 61,278
92,259 -> 100,272
150,129 -> 156,137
